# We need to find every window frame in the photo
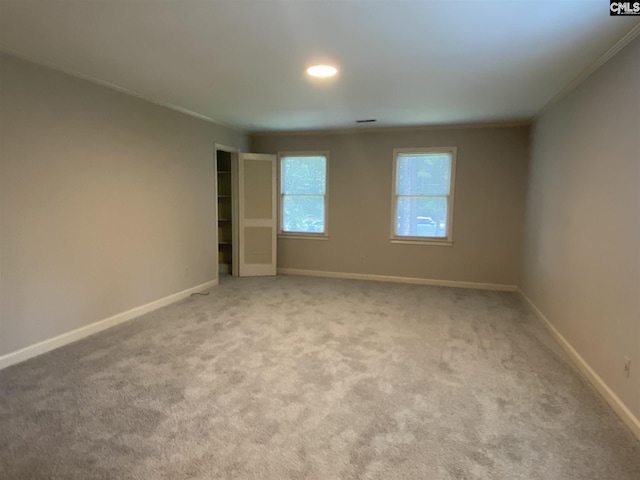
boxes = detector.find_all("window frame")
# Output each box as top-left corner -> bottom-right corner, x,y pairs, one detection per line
389,147 -> 457,246
277,151 -> 330,240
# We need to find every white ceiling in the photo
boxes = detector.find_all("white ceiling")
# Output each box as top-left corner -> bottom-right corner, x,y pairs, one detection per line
0,1 -> 638,132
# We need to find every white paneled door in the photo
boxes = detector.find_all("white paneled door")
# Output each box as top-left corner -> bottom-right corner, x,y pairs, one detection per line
238,153 -> 277,276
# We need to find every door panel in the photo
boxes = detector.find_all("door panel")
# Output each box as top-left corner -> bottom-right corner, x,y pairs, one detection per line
244,226 -> 273,264
244,160 -> 273,219
238,153 -> 277,276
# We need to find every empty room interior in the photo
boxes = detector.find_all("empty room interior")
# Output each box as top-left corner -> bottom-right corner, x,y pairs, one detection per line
0,1 -> 639,479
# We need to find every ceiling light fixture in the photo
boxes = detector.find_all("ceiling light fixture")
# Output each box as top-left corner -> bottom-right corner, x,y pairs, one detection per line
306,65 -> 338,78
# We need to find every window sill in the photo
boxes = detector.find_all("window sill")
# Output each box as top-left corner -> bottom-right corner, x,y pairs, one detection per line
390,237 -> 453,246
279,234 -> 329,241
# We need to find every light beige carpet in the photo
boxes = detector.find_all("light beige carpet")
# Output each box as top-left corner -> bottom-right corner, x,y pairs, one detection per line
1,275 -> 639,479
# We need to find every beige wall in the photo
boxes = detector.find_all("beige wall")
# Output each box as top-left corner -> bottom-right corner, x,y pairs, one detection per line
0,53 -> 248,356
522,37 -> 640,420
252,125 -> 530,286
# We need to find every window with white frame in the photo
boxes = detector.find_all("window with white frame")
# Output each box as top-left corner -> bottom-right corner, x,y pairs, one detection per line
279,152 -> 329,237
391,147 -> 456,244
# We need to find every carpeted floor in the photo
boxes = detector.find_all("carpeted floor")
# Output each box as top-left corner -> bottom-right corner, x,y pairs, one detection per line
1,275 -> 639,479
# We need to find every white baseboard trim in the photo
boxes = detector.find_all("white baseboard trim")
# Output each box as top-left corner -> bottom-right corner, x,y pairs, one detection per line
518,289 -> 640,442
277,268 -> 517,292
0,279 -> 218,371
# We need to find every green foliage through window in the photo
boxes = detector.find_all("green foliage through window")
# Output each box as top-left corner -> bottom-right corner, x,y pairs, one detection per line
394,152 -> 452,238
280,155 -> 327,234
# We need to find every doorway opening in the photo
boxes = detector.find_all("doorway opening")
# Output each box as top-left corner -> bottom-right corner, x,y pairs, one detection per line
215,145 -> 238,277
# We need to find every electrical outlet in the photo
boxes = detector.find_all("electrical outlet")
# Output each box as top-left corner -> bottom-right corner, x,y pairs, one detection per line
360,255 -> 365,263
624,357 -> 631,378
184,267 -> 189,278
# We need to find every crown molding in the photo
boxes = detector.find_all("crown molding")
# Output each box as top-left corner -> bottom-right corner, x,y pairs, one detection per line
0,47 -> 248,135
250,119 -> 532,137
5,21 -> 637,137
535,22 -> 640,119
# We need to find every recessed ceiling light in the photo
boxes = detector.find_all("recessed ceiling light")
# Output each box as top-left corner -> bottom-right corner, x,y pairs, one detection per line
306,65 -> 338,78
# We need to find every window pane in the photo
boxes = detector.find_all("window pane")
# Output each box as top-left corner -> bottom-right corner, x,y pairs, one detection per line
395,196 -> 448,237
281,156 -> 326,195
396,153 -> 451,195
282,195 -> 325,233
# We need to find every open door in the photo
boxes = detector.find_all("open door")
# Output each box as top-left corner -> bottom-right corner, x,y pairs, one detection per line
238,153 -> 277,276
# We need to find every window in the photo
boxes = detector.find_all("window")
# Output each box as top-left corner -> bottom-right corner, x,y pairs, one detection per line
391,147 -> 456,245
278,152 -> 329,238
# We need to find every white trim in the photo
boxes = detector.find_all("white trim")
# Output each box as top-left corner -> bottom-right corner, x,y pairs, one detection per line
390,147 -> 457,243
0,279 -> 218,371
238,153 -> 278,276
535,23 -> 640,118
250,120 -> 531,136
390,239 -> 453,247
277,268 -> 516,292
0,48 -> 247,134
518,289 -> 640,442
278,234 -> 329,241
214,143 -> 239,154
277,151 -> 330,239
